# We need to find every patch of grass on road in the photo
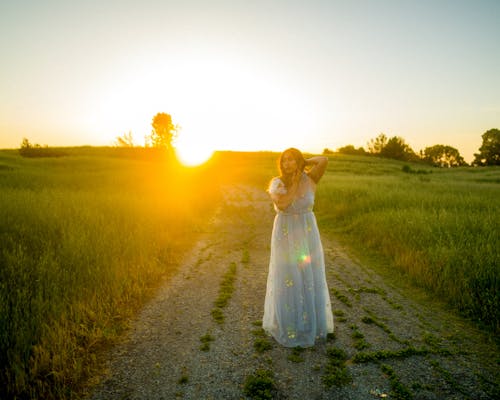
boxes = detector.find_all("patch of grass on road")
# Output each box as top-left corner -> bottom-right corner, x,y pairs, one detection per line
211,262 -> 237,324
199,333 -> 215,351
288,346 -> 305,363
381,364 -> 413,400
251,328 -> 273,353
243,369 -> 278,400
353,346 -> 430,363
322,347 -> 352,388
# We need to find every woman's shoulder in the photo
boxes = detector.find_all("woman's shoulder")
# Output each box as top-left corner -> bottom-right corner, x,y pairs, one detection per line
268,176 -> 286,195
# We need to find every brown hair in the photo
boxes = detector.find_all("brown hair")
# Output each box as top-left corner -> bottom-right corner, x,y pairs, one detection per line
278,148 -> 306,188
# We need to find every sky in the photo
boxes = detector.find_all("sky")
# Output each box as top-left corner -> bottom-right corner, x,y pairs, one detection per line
0,0 -> 499,162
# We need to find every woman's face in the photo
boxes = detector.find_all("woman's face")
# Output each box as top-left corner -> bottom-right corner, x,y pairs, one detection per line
281,152 -> 298,175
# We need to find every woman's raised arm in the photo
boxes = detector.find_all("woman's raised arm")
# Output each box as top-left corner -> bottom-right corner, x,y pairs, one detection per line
306,156 -> 328,183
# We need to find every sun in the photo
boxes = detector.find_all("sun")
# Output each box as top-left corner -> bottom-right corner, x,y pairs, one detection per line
174,135 -> 214,166
176,145 -> 214,166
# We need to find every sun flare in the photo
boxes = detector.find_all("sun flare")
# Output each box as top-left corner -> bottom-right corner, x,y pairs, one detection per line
175,137 -> 214,166
91,52 -> 319,156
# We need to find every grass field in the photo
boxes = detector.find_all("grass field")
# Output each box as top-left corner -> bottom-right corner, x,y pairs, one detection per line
0,148 -> 498,399
314,154 -> 499,333
0,148 -> 230,399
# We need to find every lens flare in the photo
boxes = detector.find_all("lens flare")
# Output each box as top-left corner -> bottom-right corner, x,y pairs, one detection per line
300,254 -> 311,264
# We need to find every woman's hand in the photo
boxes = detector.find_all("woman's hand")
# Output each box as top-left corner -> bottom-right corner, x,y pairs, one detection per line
271,171 -> 301,211
306,156 -> 328,183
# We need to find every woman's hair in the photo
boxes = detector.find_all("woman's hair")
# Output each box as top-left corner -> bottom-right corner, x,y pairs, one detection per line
278,148 -> 306,187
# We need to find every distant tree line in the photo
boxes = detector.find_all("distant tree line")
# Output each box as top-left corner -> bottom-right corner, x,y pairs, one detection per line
18,138 -> 67,157
324,128 -> 500,167
19,112 -> 179,158
18,115 -> 499,167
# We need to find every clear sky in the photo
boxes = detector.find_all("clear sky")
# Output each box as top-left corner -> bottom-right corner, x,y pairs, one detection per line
1,0 -> 499,162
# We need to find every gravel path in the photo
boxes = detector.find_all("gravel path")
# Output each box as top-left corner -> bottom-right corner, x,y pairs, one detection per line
90,185 -> 498,400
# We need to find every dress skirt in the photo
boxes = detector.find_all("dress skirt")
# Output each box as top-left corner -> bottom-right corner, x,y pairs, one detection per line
263,209 -> 334,347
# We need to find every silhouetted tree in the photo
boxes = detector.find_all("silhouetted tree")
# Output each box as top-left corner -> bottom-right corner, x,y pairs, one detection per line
367,133 -> 416,161
114,131 -> 134,147
19,137 -> 32,152
149,112 -> 177,151
473,128 -> 500,166
422,145 -> 466,167
337,145 -> 366,155
380,136 -> 416,161
367,133 -> 388,155
323,148 -> 334,155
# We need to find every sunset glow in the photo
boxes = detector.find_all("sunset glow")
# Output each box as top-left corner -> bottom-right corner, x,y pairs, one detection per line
90,53 -> 317,155
1,1 -> 499,161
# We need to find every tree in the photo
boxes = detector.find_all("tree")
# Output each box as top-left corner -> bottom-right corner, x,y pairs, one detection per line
473,128 -> 500,166
367,133 -> 416,161
367,133 -> 388,155
380,136 -> 416,161
149,112 -> 178,151
114,131 -> 134,147
337,145 -> 366,155
422,145 -> 466,167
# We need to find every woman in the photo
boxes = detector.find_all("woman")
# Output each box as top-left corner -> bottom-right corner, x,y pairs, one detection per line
263,148 -> 334,347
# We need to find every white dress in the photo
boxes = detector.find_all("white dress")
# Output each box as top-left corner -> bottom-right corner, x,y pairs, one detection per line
263,172 -> 334,347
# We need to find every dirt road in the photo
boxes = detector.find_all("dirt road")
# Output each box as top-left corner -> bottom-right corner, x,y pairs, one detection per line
90,185 -> 498,399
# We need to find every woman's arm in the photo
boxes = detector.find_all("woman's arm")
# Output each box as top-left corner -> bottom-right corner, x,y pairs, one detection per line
306,156 -> 328,183
269,170 -> 301,211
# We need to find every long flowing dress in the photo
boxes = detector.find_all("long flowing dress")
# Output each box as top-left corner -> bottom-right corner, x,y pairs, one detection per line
263,172 -> 334,347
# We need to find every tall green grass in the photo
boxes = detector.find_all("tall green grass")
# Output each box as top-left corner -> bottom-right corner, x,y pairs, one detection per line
314,154 -> 499,331
0,148 -> 224,398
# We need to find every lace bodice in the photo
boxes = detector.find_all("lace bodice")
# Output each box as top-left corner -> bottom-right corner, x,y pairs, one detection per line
268,173 -> 316,215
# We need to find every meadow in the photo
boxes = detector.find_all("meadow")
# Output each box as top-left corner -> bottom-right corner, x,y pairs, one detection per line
0,148 -> 498,399
0,147 -> 235,399
315,155 -> 499,333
